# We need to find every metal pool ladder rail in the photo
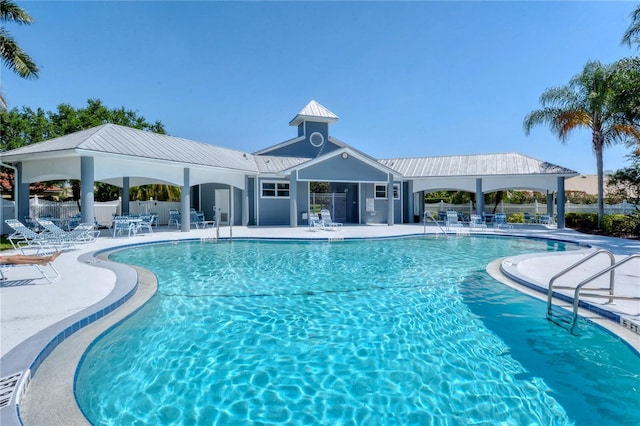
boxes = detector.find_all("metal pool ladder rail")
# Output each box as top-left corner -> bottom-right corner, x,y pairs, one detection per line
546,249 -> 640,331
423,211 -> 448,236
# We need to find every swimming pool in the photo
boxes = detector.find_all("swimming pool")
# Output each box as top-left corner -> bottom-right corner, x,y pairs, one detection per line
75,236 -> 640,425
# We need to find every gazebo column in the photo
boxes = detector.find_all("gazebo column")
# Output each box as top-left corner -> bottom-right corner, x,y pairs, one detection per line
475,178 -> 484,216
406,181 -> 414,223
547,191 -> 554,217
290,172 -> 298,227
387,173 -> 394,226
556,177 -> 566,229
80,156 -> 95,225
181,168 -> 190,232
242,175 -> 249,226
121,177 -> 130,215
16,162 -> 29,223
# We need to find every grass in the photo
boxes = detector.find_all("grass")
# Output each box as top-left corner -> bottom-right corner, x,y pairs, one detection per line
1,236 -> 13,251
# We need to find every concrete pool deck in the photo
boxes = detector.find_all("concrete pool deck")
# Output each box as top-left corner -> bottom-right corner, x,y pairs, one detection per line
1,223 -> 639,425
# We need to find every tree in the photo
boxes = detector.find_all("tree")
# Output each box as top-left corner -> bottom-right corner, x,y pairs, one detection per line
0,99 -> 166,199
0,98 -> 166,151
524,60 -> 640,228
622,5 -> 640,50
607,153 -> 640,205
0,0 -> 39,109
608,57 -> 640,156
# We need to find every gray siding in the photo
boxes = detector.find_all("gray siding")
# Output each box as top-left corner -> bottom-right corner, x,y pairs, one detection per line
296,181 -> 309,224
265,138 -> 340,158
299,156 -> 388,182
257,178 -> 290,226
360,182 -> 402,224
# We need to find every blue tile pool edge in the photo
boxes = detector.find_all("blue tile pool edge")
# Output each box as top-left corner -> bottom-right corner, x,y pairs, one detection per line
0,246 -> 142,426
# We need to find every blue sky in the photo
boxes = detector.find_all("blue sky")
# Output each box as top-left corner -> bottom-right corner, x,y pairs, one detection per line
2,1 -> 637,174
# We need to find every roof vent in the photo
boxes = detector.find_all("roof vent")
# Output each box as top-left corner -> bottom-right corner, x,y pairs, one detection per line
309,132 -> 324,147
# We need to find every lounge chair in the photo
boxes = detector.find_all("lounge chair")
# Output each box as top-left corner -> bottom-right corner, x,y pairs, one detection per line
1,262 -> 59,284
493,213 -> 513,230
37,219 -> 98,245
445,211 -> 464,231
524,212 -> 537,224
320,209 -> 342,230
67,223 -> 100,243
469,214 -> 487,231
4,219 -> 70,252
190,211 -> 205,229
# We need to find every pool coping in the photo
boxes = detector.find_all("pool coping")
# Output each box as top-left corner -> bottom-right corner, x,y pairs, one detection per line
2,229 -> 639,425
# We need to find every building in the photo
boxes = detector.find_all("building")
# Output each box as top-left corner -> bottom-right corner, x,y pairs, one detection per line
0,101 -> 578,229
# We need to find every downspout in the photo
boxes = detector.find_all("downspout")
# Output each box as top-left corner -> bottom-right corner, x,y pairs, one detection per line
1,162 -> 19,225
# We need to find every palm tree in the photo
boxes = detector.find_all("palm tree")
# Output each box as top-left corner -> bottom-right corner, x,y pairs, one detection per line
622,5 -> 640,49
524,60 -> 640,228
0,0 -> 39,109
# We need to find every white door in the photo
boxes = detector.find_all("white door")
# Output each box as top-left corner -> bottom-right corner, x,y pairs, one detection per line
215,189 -> 230,225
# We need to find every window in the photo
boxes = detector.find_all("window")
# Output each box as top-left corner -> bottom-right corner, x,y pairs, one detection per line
261,181 -> 290,198
374,184 -> 400,199
309,132 -> 325,147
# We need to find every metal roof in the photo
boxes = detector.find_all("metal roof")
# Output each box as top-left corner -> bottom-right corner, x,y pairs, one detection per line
0,125 -> 578,180
254,155 -> 310,174
289,100 -> 339,126
1,124 -> 259,173
378,153 -> 577,177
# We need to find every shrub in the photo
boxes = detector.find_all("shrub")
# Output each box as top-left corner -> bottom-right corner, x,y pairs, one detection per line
602,213 -> 640,237
565,213 -> 598,229
509,213 -> 524,223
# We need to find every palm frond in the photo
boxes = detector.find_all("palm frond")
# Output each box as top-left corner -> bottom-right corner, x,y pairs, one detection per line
622,5 -> 640,49
553,110 -> 591,141
0,0 -> 34,25
0,28 -> 38,78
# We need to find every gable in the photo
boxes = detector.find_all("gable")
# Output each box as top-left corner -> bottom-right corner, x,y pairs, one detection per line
298,154 -> 390,182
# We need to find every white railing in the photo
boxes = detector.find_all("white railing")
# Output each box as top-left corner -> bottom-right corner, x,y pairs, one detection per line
420,200 -> 638,217
27,197 -> 183,227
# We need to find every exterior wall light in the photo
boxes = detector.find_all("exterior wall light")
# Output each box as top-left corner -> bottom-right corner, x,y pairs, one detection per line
341,152 -> 349,160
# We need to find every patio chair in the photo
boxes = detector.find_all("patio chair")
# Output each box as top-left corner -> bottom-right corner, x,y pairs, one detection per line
112,216 -> 136,237
136,215 -> 155,234
539,214 -> 554,225
190,211 -> 205,229
168,209 -> 181,229
493,213 -> 513,230
469,214 -> 487,231
319,209 -> 342,230
445,211 -> 464,231
524,212 -> 537,224
309,214 -> 324,231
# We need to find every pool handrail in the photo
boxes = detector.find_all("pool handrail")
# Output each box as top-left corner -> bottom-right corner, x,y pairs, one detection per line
570,254 -> 640,331
546,249 -> 616,318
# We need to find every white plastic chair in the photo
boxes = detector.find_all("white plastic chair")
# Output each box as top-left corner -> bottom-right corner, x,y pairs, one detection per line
493,213 -> 513,230
445,211 -> 463,231
320,209 -> 342,231
469,214 -> 487,230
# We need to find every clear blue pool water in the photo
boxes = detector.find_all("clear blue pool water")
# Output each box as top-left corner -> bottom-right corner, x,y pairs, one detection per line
75,236 -> 640,425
